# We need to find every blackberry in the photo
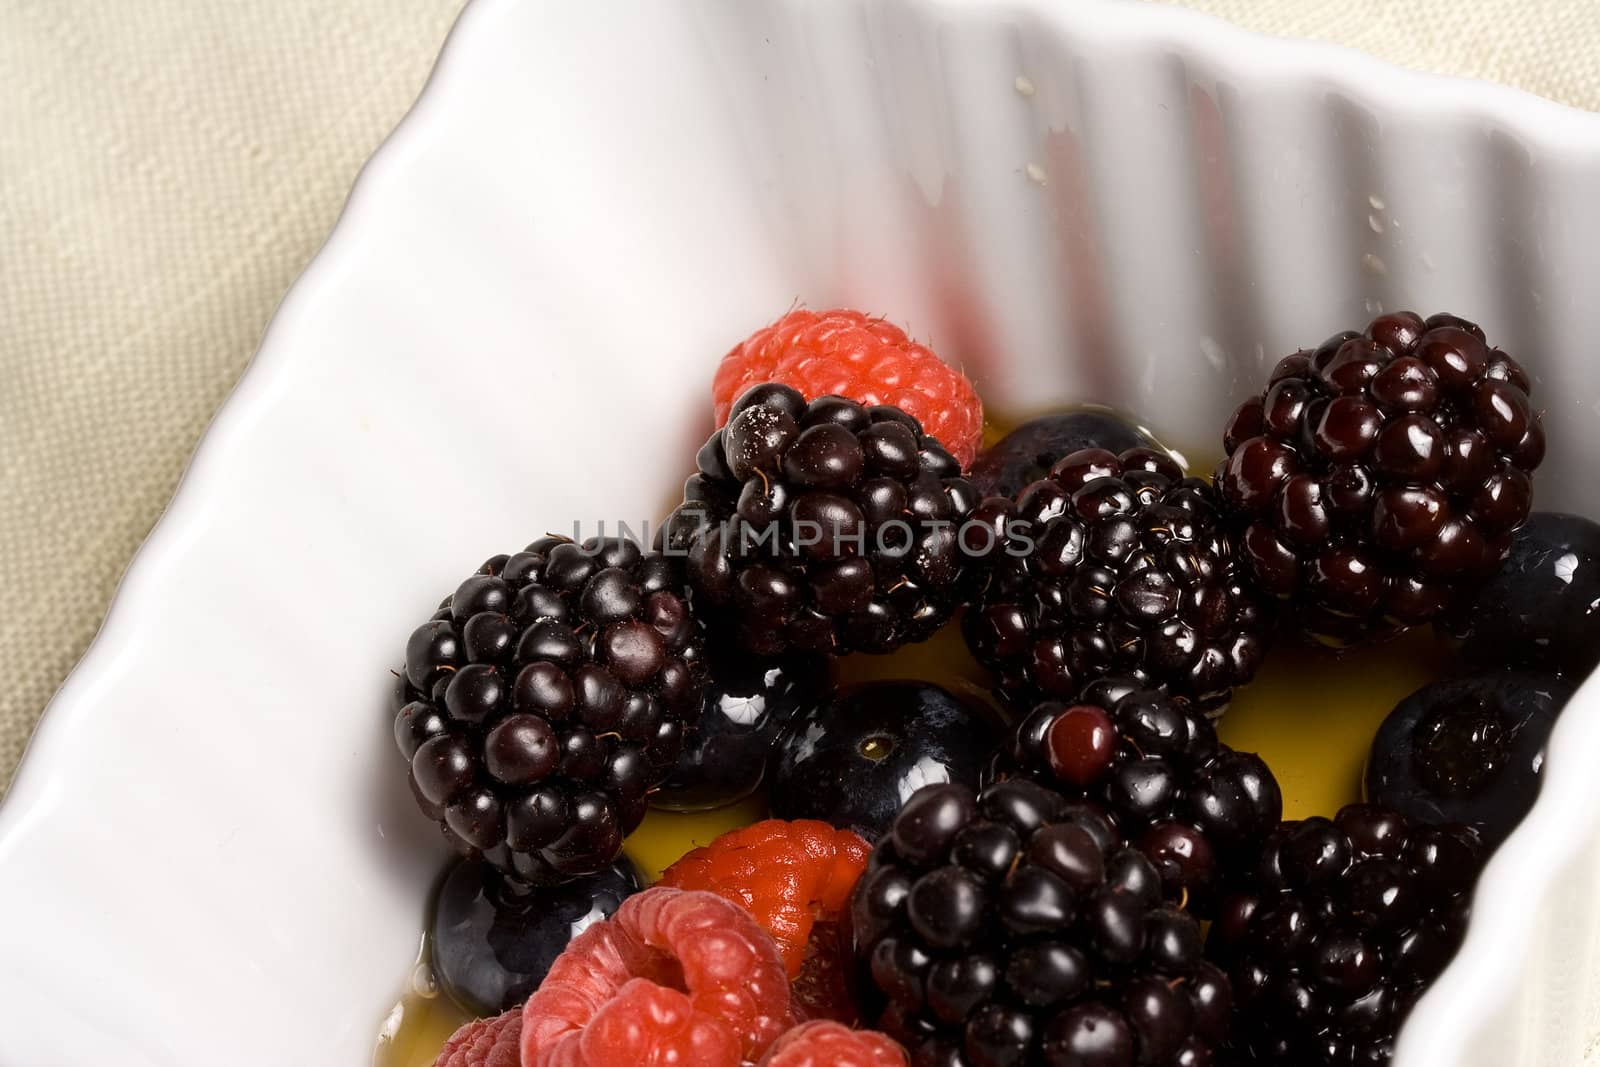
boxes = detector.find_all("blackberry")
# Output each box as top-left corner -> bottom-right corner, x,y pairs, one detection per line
1208,804 -> 1484,1064
394,536 -> 706,886
663,383 -> 989,655
993,676 -> 1282,915
851,780 -> 1232,1066
1217,311 -> 1544,646
964,445 -> 1271,714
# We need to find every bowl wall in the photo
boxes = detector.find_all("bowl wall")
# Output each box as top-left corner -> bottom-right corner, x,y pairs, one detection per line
1,1 -> 1597,1064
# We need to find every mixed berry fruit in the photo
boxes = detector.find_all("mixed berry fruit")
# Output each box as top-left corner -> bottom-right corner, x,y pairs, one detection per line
992,676 -> 1282,915
969,409 -> 1158,503
663,384 -> 989,656
711,307 -> 984,470
433,1009 -> 520,1067
766,681 -> 1001,841
1439,510 -> 1600,679
657,818 -> 868,978
520,886 -> 793,1065
652,651 -> 825,812
1365,670 -> 1572,849
431,857 -> 641,1016
1218,312 -> 1543,646
851,780 -> 1230,1064
1209,805 -> 1484,1064
376,306 -> 1591,1067
396,537 -> 706,884
965,446 -> 1270,715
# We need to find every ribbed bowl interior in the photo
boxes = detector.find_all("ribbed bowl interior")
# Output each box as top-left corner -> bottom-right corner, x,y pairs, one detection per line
0,1 -> 1596,1064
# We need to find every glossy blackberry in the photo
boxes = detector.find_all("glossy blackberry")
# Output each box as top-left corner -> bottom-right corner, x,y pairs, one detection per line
394,536 -> 706,886
1208,804 -> 1484,1064
964,446 -> 1271,713
1217,311 -> 1544,646
992,675 -> 1282,915
661,383 -> 989,655
851,780 -> 1232,1066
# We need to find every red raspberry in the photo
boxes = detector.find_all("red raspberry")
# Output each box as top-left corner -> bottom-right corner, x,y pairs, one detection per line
520,887 -> 791,1067
712,308 -> 984,469
759,1021 -> 907,1067
789,920 -> 858,1024
657,819 -> 870,977
434,1008 -> 521,1067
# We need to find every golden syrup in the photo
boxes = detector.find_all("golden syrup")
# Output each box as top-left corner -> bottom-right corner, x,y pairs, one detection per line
621,796 -> 770,882
373,947 -> 471,1067
1215,629 -> 1453,818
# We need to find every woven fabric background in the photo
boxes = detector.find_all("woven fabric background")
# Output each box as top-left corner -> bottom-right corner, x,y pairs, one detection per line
1,0 -> 1596,793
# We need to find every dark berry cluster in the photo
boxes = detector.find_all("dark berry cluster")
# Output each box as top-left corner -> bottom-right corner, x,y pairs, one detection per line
1208,804 -> 1484,1064
394,536 -> 705,886
852,780 -> 1232,1066
964,446 -> 1270,715
992,676 -> 1282,914
663,383 -> 989,655
1218,311 -> 1543,645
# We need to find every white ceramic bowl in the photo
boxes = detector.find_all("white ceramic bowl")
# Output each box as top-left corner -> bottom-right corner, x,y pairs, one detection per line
2,1 -> 1599,1064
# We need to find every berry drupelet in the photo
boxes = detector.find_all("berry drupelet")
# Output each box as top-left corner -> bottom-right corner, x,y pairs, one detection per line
1208,804 -> 1485,1065
1217,311 -> 1544,646
992,676 -> 1282,915
964,445 -> 1271,714
394,536 -> 706,886
663,383 -> 989,656
851,780 -> 1233,1066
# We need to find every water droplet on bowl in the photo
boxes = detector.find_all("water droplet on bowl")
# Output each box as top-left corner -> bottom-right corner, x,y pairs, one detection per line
411,962 -> 438,999
378,1002 -> 404,1043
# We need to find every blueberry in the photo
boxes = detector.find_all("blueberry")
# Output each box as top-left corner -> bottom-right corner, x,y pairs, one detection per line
431,856 -> 640,1015
1366,671 -> 1573,848
970,409 -> 1156,501
651,652 -> 826,811
767,681 -> 1001,840
1441,512 -> 1600,679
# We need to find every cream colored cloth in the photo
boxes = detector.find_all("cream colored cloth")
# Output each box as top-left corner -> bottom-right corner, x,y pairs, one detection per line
1151,0 -> 1600,111
0,0 -> 1595,793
